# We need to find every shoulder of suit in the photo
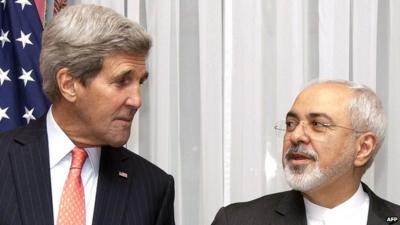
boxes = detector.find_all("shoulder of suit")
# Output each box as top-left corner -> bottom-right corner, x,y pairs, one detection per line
0,126 -> 20,140
0,121 -> 43,148
0,116 -> 46,144
223,190 -> 297,214
378,197 -> 400,212
364,183 -> 400,212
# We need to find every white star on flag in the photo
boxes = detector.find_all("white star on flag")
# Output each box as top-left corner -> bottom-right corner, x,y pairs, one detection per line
0,29 -> 11,47
16,30 -> 33,48
0,107 -> 10,122
0,68 -> 11,85
15,0 -> 32,10
0,0 -> 6,10
0,0 -> 50,132
22,107 -> 36,123
18,68 -> 35,86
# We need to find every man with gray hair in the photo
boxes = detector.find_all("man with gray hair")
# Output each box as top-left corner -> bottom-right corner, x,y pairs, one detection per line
0,4 -> 175,225
212,80 -> 400,225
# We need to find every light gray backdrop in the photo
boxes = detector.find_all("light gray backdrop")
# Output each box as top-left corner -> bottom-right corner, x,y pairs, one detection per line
71,1 -> 400,225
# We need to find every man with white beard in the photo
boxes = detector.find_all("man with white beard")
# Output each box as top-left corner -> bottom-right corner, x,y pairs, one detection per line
212,80 -> 400,225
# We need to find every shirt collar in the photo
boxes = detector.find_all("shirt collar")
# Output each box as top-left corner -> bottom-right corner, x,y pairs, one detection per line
304,183 -> 369,220
46,106 -> 101,173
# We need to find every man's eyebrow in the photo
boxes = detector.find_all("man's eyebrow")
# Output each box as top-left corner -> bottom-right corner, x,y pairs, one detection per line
308,113 -> 334,123
115,70 -> 131,78
115,70 -> 148,79
286,111 -> 298,119
285,112 -> 334,122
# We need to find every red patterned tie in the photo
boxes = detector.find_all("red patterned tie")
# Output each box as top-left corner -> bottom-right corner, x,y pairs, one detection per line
57,147 -> 88,225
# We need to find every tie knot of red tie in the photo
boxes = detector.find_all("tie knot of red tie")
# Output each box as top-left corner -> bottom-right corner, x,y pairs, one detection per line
71,147 -> 88,170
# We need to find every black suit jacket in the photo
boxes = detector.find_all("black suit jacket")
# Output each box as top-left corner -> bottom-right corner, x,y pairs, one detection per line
212,183 -> 400,225
0,117 -> 175,225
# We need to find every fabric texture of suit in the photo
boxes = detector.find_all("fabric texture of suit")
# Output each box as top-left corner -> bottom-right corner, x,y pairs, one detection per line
0,116 -> 175,225
212,183 -> 400,225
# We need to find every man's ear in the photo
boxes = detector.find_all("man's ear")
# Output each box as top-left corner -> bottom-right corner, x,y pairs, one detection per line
354,132 -> 377,167
56,68 -> 78,103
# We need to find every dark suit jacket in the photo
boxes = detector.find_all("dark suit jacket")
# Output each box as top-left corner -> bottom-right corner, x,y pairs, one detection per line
212,183 -> 400,225
0,117 -> 175,225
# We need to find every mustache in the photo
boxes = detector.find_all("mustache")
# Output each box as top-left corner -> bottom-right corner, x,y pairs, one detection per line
285,145 -> 318,161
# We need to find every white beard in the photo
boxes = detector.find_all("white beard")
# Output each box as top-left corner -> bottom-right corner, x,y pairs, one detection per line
284,162 -> 325,191
284,145 -> 355,192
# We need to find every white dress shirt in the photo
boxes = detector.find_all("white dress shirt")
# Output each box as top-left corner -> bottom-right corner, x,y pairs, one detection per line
304,184 -> 370,225
47,108 -> 101,225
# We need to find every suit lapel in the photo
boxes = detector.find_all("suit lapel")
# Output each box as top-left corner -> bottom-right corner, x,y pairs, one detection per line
92,146 -> 131,225
8,117 -> 54,225
273,190 -> 308,225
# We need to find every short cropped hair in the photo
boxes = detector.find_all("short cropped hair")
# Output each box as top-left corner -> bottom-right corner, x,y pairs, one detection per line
307,79 -> 386,167
40,4 -> 152,101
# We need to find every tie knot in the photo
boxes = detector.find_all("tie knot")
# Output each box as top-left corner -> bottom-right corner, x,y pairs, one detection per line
71,147 -> 88,170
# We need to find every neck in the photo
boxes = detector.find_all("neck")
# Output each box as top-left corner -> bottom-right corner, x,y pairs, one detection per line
52,101 -> 97,147
303,176 -> 362,208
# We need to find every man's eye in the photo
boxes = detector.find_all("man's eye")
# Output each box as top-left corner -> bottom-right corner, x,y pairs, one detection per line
116,77 -> 130,85
311,121 -> 329,131
285,120 -> 298,131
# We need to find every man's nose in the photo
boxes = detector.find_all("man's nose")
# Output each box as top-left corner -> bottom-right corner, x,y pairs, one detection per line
288,121 -> 310,144
126,85 -> 142,108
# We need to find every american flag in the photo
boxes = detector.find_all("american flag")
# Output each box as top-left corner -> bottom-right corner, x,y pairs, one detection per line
0,0 -> 50,132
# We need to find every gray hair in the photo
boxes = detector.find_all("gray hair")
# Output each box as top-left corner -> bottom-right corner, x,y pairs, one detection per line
40,4 -> 152,101
307,79 -> 386,160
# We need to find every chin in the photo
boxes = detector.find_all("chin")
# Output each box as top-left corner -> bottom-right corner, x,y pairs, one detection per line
104,129 -> 131,146
284,164 -> 326,192
104,135 -> 129,147
108,138 -> 129,147
109,143 -> 126,148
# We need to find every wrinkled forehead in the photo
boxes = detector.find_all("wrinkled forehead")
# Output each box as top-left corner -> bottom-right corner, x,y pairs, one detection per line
288,83 -> 354,121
